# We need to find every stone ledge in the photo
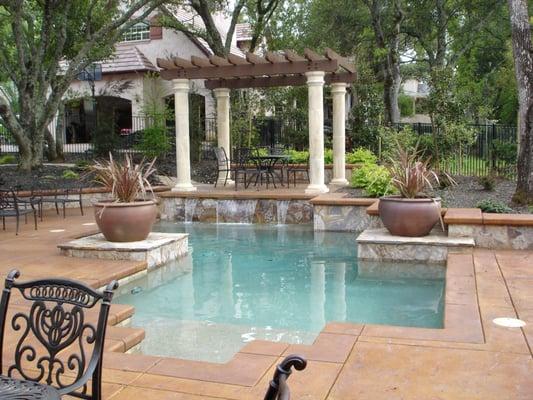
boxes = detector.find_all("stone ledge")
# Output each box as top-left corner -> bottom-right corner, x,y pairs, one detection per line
58,232 -> 188,269
357,228 -> 474,264
444,208 -> 483,225
309,193 -> 377,206
482,212 -> 533,226
157,190 -> 314,201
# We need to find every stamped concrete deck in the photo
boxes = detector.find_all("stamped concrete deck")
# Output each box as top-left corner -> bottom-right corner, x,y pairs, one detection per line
0,208 -> 531,399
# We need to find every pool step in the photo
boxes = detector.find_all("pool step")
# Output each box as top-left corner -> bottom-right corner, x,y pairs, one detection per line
357,228 -> 475,264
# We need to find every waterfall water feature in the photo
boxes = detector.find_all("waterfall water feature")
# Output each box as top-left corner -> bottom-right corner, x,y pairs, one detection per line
216,200 -> 258,224
184,199 -> 198,223
276,201 -> 290,225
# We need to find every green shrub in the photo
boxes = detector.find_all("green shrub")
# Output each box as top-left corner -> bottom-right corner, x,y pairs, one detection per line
351,163 -> 378,188
491,139 -> 517,165
399,94 -> 415,117
286,149 -> 309,164
256,147 -> 269,157
345,148 -> 377,164
0,155 -> 16,164
350,163 -> 395,197
324,148 -> 333,164
135,126 -> 171,159
478,175 -> 496,191
476,199 -> 513,214
363,165 -> 395,198
62,169 -> 79,179
75,160 -> 90,170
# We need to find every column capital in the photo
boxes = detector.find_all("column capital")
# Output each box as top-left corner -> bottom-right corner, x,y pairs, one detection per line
172,78 -> 190,92
331,82 -> 348,93
213,87 -> 230,98
305,70 -> 325,86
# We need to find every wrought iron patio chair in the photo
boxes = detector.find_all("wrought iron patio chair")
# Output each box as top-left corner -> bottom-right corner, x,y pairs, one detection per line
0,270 -> 119,400
233,147 -> 258,190
286,152 -> 310,188
214,147 -> 232,187
0,189 -> 37,235
13,177 -> 44,221
264,355 -> 307,400
270,144 -> 289,186
38,176 -> 84,218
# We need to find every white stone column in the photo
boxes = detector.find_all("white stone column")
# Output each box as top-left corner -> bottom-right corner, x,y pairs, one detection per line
172,79 -> 196,192
305,71 -> 329,194
213,88 -> 234,186
331,82 -> 349,186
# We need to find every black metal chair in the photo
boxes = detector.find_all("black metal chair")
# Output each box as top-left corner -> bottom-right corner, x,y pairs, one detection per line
233,147 -> 258,190
38,177 -> 84,218
14,178 -> 44,222
214,147 -> 232,187
0,189 -> 37,235
0,270 -> 119,400
270,144 -> 289,186
286,153 -> 310,188
264,355 -> 307,400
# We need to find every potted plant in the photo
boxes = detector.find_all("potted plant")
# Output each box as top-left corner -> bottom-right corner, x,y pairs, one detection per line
90,154 -> 157,242
379,142 -> 450,237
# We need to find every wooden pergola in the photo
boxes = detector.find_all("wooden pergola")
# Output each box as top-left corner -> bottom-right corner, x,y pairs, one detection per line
156,49 -> 356,193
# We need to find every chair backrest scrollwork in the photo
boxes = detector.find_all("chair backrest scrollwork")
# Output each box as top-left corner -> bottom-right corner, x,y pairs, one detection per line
0,270 -> 118,400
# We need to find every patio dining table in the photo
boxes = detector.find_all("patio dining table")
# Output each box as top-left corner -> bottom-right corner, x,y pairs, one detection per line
0,375 -> 60,399
249,154 -> 290,187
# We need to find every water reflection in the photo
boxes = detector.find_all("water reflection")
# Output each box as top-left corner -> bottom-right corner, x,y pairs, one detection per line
117,223 -> 445,362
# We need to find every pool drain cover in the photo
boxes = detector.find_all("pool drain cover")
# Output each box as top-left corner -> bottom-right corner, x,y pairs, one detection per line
492,317 -> 526,328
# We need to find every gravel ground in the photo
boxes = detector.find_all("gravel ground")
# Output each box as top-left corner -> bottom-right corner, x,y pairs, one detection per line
338,176 -> 531,214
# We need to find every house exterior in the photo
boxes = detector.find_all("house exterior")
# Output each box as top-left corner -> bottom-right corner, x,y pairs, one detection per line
61,10 -> 250,147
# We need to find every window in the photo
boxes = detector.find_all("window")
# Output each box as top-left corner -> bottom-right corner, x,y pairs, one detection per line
122,22 -> 150,42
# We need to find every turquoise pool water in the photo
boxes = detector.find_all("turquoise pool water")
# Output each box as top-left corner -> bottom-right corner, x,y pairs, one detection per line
117,222 -> 445,363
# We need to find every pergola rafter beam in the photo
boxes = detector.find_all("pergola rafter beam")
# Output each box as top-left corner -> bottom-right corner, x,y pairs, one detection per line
157,49 -> 356,84
205,72 -> 356,89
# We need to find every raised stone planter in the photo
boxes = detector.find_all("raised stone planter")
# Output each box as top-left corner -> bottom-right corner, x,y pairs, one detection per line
58,232 -> 188,269
445,209 -> 533,250
357,228 -> 475,264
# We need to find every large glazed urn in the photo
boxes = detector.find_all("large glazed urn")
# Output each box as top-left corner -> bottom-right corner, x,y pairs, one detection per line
94,200 -> 157,242
378,196 -> 441,237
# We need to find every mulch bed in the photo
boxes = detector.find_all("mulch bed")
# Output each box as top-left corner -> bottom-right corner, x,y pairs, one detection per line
338,175 -> 530,214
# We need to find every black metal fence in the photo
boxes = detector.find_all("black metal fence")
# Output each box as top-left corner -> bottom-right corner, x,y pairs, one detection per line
1,117 -> 518,179
386,123 -> 518,178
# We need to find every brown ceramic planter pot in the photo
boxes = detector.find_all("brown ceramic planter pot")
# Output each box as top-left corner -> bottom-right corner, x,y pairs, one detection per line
379,196 -> 441,237
94,200 -> 157,242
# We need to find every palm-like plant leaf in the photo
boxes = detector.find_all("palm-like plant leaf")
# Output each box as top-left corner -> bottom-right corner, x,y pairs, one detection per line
89,153 -> 156,203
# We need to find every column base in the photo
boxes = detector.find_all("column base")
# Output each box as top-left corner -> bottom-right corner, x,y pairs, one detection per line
305,184 -> 330,195
171,183 -> 197,192
330,178 -> 349,186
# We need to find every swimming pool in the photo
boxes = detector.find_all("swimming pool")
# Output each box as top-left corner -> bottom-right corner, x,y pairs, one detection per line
117,222 -> 445,363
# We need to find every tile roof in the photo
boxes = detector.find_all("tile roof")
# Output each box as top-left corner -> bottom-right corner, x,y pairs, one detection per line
101,45 -> 157,73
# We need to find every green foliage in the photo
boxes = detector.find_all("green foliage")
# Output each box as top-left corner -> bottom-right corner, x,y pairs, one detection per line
255,147 -> 269,157
324,148 -> 333,164
478,175 -> 496,191
379,125 -> 419,160
286,149 -> 309,164
62,169 -> 79,180
135,126 -> 171,159
476,199 -> 513,214
0,155 -> 16,165
399,94 -> 415,117
75,160 -> 90,170
345,148 -> 377,165
350,163 -> 395,198
491,139 -> 517,165
91,124 -> 119,158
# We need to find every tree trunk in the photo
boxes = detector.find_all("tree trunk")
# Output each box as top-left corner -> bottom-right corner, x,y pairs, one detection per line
508,0 -> 533,204
384,67 -> 401,124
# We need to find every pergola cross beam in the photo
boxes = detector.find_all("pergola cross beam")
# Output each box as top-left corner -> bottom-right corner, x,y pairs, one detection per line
156,49 -> 356,87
